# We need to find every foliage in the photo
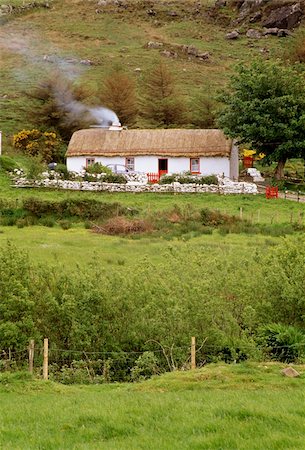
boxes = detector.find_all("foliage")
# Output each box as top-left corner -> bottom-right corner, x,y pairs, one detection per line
28,75 -> 94,142
131,352 -> 160,381
99,67 -> 138,126
13,129 -> 61,163
143,60 -> 188,127
159,174 -> 218,185
85,163 -> 112,175
0,156 -> 19,172
54,163 -> 69,179
217,59 -> 305,179
191,93 -> 218,129
257,324 -> 305,363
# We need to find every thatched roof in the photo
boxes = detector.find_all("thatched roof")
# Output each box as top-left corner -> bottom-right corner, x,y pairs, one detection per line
66,128 -> 232,158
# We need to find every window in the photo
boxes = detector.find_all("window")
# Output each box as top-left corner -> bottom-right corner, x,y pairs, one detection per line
86,158 -> 95,167
190,158 -> 200,174
125,157 -> 135,171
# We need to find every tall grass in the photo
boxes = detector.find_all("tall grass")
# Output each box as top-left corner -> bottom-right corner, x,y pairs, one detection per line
0,363 -> 304,449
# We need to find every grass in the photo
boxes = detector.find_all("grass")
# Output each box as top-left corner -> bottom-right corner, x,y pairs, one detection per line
0,363 -> 304,449
0,0 -> 303,141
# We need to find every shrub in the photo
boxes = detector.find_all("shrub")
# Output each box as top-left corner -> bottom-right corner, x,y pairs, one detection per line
159,174 -> 218,185
86,163 -> 112,175
257,324 -> 305,363
59,220 -> 72,230
0,156 -> 19,172
131,352 -> 160,381
54,163 -> 69,179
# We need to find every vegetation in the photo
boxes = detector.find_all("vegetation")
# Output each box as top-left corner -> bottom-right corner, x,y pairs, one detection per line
13,129 -> 62,163
99,67 -> 138,127
0,363 -> 304,449
218,59 -> 305,180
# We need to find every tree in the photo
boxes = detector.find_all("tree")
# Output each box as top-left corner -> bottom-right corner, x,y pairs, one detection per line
217,59 -> 305,179
99,67 -> 138,127
191,93 -> 218,129
143,60 -> 188,128
28,74 -> 94,142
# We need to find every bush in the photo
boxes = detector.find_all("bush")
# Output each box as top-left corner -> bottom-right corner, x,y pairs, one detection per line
257,324 -> 305,363
131,352 -> 160,381
159,174 -> 218,185
54,163 -> 69,179
86,163 -> 112,175
0,156 -> 19,172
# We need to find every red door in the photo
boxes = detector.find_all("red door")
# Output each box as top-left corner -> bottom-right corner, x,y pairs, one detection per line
158,158 -> 168,178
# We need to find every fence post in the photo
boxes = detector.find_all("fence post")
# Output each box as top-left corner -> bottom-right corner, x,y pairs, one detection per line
239,207 -> 243,220
191,336 -> 196,370
28,340 -> 34,374
43,338 -> 48,380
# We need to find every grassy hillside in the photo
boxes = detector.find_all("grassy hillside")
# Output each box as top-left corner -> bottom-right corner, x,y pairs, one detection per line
1,0 -> 304,149
1,363 -> 305,449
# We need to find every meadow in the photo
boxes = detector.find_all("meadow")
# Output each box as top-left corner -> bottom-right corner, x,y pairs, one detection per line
0,363 -> 305,449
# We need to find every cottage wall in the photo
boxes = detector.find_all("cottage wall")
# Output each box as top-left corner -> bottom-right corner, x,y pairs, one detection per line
66,155 -> 230,177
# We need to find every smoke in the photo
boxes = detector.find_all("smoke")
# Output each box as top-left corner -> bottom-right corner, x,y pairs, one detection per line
52,79 -> 120,128
89,107 -> 120,127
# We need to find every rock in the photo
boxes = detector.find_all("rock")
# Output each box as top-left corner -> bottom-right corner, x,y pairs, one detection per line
146,41 -> 163,49
187,45 -> 199,56
147,9 -> 156,16
281,367 -> 300,378
235,0 -> 268,23
263,3 -> 302,30
161,50 -> 177,58
197,51 -> 210,60
277,29 -> 292,38
167,10 -> 178,17
80,59 -> 93,65
249,11 -> 262,23
215,0 -> 227,7
246,28 -> 262,39
263,27 -> 279,36
134,67 -> 141,73
226,31 -> 240,40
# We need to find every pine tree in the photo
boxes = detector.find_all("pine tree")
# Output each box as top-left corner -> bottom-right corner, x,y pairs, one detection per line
143,60 -> 188,128
99,68 -> 138,127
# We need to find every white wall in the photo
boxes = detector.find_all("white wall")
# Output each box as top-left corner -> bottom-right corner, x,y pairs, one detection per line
67,155 -> 231,177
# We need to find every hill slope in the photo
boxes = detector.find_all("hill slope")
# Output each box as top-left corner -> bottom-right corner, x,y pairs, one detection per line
0,0 -> 304,149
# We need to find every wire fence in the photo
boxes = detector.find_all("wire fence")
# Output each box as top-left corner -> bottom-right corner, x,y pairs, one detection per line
1,337 -> 305,382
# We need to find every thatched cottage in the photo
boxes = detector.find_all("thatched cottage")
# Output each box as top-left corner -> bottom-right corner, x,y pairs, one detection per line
66,128 -> 239,180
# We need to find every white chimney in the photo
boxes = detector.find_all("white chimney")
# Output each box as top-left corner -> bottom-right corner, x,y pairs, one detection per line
109,122 -> 122,131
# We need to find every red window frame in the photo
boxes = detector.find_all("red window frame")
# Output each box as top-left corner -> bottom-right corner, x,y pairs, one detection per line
125,157 -> 135,171
86,158 -> 95,167
190,158 -> 200,174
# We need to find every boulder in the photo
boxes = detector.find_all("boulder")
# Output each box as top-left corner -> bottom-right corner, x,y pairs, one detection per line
215,0 -> 227,7
263,3 -> 303,30
277,29 -> 292,38
226,30 -> 240,40
246,28 -> 262,39
263,27 -> 279,36
147,41 -> 163,49
281,367 -> 300,378
249,11 -> 262,23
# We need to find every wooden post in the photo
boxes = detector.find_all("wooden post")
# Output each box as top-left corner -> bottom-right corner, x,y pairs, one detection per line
43,338 -> 48,380
28,339 -> 34,374
191,336 -> 196,370
239,207 -> 243,220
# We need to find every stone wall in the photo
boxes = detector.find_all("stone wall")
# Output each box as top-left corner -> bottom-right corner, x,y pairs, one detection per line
13,176 -> 258,194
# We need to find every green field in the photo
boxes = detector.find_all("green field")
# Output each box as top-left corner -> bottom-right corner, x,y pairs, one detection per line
1,363 -> 305,449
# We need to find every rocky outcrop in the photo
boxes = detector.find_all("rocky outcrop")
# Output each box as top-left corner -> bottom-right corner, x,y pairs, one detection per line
227,0 -> 303,31
262,3 -> 303,29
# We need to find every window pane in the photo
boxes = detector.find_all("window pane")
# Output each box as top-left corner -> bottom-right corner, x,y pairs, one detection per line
126,157 -> 135,170
191,158 -> 200,172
